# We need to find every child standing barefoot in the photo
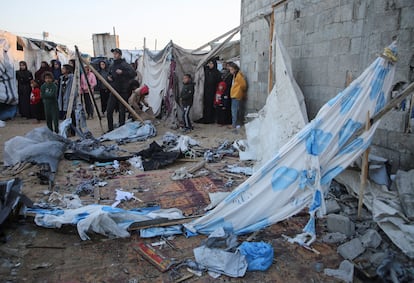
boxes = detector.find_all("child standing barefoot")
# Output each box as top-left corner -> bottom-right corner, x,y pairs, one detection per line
40,72 -> 59,133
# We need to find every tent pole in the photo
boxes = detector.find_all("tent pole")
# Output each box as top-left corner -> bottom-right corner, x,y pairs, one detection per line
76,48 -> 144,123
358,111 -> 371,218
75,46 -> 104,133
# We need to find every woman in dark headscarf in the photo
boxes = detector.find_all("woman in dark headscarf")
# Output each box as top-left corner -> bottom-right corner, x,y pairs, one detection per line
35,61 -> 51,86
16,61 -> 34,118
201,58 -> 222,124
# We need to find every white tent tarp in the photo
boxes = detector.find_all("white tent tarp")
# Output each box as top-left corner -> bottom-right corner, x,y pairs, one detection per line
241,36 -> 308,170
185,41 -> 397,244
0,36 -> 17,105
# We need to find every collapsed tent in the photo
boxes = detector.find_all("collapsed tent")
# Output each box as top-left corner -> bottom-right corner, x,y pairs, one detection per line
185,41 -> 397,244
240,35 -> 308,170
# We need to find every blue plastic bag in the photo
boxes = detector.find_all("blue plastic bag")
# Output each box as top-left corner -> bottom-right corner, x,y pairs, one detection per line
238,241 -> 274,271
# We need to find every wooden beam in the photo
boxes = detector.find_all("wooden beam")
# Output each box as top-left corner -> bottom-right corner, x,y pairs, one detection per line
358,111 -> 371,218
76,47 -> 144,123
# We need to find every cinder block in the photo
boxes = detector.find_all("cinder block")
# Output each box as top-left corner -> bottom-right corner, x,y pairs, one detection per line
359,229 -> 382,248
327,214 -> 355,237
337,238 -> 366,260
326,199 -> 341,214
378,110 -> 407,132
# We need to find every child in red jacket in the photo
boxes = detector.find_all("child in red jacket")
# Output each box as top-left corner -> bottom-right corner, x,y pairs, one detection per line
30,79 -> 44,123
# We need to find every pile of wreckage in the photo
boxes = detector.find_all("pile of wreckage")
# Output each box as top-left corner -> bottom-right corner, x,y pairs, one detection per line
1,35 -> 414,282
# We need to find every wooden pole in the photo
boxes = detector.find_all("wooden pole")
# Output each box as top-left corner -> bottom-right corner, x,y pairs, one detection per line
76,48 -> 144,123
358,111 -> 371,218
268,8 -> 275,94
75,47 -> 104,132
65,58 -> 79,120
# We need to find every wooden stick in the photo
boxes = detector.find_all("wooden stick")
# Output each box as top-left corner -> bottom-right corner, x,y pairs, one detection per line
344,81 -> 414,147
65,58 -> 79,120
358,111 -> 371,218
76,48 -> 144,123
187,160 -> 207,174
127,215 -> 202,231
75,46 -> 104,133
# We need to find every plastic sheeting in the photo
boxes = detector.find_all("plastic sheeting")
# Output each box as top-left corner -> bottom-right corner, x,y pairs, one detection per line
4,127 -> 70,172
99,120 -> 157,142
27,205 -> 184,240
185,41 -> 397,242
0,36 -> 17,105
241,35 -> 308,171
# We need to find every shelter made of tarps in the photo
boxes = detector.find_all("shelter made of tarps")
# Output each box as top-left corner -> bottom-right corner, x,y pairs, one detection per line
135,39 -> 240,124
185,41 -> 397,243
0,32 -> 17,106
240,35 -> 308,171
0,30 -> 73,81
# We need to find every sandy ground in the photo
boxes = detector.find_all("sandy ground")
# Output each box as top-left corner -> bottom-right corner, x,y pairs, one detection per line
0,115 -> 349,282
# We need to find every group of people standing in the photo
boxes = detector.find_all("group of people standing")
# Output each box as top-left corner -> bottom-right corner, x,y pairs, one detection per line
16,50 -> 247,136
193,58 -> 247,129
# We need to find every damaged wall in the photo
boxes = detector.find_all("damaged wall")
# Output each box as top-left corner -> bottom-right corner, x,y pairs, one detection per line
240,0 -> 414,170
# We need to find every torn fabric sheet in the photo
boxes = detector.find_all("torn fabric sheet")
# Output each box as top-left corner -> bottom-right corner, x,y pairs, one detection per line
26,205 -> 184,240
184,41 -> 397,243
239,35 -> 308,170
3,127 -> 70,172
99,121 -> 156,142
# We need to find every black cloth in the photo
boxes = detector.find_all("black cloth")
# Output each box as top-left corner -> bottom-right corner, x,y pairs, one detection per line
202,63 -> 221,124
98,66 -> 110,113
16,69 -> 33,118
136,141 -> 181,171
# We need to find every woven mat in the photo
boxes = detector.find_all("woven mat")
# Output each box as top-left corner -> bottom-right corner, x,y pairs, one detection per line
98,169 -> 227,215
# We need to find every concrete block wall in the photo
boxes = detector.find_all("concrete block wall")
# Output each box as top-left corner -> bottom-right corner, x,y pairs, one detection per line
240,0 -> 414,170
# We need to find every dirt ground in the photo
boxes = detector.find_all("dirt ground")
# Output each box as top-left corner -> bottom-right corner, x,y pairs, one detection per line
0,115 -> 349,282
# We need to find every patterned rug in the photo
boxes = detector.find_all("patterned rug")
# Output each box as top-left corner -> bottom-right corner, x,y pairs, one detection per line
99,169 -> 228,215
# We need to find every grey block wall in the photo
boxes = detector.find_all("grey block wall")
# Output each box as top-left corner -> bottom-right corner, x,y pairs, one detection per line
240,0 -> 414,170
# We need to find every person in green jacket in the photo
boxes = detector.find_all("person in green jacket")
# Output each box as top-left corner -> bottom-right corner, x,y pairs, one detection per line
40,72 -> 59,133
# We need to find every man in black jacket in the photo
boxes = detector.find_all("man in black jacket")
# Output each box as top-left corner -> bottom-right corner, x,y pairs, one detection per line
106,48 -> 137,131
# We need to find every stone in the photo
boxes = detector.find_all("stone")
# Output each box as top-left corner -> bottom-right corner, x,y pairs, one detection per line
325,199 -> 341,214
337,238 -> 366,260
359,229 -> 382,249
326,214 -> 355,237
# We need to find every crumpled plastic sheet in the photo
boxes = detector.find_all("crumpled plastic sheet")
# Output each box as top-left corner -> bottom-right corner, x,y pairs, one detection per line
99,120 -> 156,143
25,205 -> 184,240
376,251 -> 407,282
3,127 -> 70,172
238,241 -> 274,271
169,135 -> 199,153
140,225 -> 183,238
193,246 -> 247,278
192,227 -> 247,277
224,165 -> 253,176
204,227 -> 239,251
